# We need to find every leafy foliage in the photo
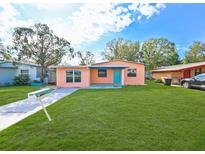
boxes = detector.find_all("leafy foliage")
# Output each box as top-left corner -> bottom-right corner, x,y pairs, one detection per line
77,51 -> 95,65
102,38 -> 141,62
13,74 -> 30,86
102,38 -> 179,71
141,38 -> 179,70
183,41 -> 205,63
12,23 -> 73,82
155,79 -> 163,83
0,39 -> 12,61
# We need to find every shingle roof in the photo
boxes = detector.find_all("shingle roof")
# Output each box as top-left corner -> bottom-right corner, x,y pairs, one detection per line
50,65 -> 88,68
152,61 -> 205,72
52,60 -> 144,68
0,61 -> 39,67
93,59 -> 144,65
89,65 -> 128,69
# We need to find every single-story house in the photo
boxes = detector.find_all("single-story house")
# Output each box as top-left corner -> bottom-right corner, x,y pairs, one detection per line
152,61 -> 205,84
0,61 -> 56,86
54,60 -> 145,88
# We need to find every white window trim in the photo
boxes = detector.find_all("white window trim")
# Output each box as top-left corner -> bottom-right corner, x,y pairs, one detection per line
66,70 -> 81,83
72,70 -> 75,83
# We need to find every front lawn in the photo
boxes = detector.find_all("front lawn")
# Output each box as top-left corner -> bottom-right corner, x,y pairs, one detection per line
0,81 -> 205,150
0,86 -> 44,106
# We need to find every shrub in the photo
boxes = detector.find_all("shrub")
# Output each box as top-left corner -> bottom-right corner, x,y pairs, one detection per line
13,75 -> 30,86
155,79 -> 163,83
145,77 -> 155,80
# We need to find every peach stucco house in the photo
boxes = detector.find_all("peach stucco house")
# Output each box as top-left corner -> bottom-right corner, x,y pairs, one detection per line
54,60 -> 145,88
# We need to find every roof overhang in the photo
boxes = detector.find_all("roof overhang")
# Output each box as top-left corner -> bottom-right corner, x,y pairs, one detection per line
0,66 -> 18,69
152,63 -> 205,73
152,70 -> 181,73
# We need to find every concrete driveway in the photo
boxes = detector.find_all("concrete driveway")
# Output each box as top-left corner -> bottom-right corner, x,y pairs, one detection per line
0,88 -> 78,131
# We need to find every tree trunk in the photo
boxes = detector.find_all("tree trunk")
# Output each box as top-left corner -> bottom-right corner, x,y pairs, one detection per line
40,67 -> 46,82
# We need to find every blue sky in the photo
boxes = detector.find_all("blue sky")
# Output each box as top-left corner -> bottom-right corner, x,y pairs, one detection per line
0,3 -> 205,64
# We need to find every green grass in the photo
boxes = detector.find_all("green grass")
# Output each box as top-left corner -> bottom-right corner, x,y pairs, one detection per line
0,81 -> 205,150
0,86 -> 44,106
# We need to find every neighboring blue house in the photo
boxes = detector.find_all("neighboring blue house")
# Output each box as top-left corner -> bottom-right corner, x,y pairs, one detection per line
0,61 -> 56,86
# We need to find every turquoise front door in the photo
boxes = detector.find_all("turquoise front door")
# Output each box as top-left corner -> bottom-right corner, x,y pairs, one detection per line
113,69 -> 121,83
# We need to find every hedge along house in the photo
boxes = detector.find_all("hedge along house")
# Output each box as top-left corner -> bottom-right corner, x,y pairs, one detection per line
152,61 -> 205,84
55,60 -> 145,88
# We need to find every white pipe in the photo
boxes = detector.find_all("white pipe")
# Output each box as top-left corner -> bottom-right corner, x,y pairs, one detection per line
121,69 -> 125,85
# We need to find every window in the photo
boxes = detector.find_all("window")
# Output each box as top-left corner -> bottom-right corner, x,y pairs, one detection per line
98,69 -> 107,77
66,70 -> 81,83
195,68 -> 202,76
66,70 -> 74,82
195,74 -> 205,81
74,70 -> 81,82
20,70 -> 29,76
127,69 -> 136,77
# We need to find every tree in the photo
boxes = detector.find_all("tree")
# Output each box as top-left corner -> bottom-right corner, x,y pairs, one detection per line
141,38 -> 179,70
12,23 -> 73,82
77,51 -> 95,65
183,41 -> 205,63
102,38 -> 142,62
0,39 -> 12,61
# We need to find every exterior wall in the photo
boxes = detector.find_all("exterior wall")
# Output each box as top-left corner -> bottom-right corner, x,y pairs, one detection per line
16,64 -> 38,81
152,71 -> 182,79
56,67 -> 90,88
0,68 -> 16,86
90,69 -> 114,84
93,61 -> 145,85
152,71 -> 183,84
0,62 -> 39,85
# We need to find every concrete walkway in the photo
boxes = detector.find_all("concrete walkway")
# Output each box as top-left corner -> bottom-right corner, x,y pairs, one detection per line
0,88 -> 78,131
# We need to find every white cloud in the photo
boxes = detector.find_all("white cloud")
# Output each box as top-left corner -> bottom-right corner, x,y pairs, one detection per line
113,6 -> 128,15
128,3 -> 166,19
0,3 -> 166,48
43,3 -> 134,47
34,3 -> 67,10
45,3 -> 166,47
156,3 -> 166,9
137,15 -> 141,21
0,4 -> 33,45
0,3 -> 166,65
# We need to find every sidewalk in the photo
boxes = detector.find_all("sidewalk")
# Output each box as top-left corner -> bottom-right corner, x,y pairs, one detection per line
0,88 -> 78,131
